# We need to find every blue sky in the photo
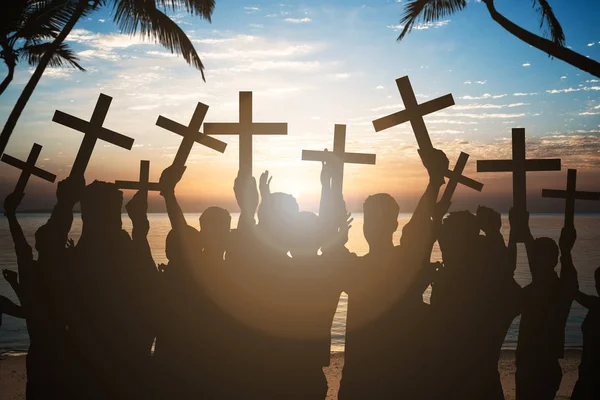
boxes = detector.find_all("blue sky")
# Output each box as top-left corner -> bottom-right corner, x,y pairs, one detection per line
0,0 -> 599,212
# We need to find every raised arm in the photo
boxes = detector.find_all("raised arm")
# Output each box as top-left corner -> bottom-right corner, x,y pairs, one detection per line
576,291 -> 600,310
126,190 -> 153,261
159,165 -> 188,231
2,269 -> 22,304
0,295 -> 25,320
558,226 -> 578,294
409,149 -> 448,228
3,192 -> 32,266
235,172 -> 259,232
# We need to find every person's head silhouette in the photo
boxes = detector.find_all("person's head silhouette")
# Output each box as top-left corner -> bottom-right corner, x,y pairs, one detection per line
80,181 -> 124,237
363,193 -> 399,252
529,237 -> 559,280
438,211 -> 480,269
257,192 -> 299,253
289,211 -> 321,259
165,226 -> 201,269
199,206 -> 231,258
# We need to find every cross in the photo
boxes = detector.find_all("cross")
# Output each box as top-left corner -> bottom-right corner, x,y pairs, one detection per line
302,124 -> 376,194
115,160 -> 161,201
438,152 -> 484,212
1,143 -> 56,195
477,128 -> 561,240
542,169 -> 600,229
204,91 -> 287,177
52,93 -> 135,178
155,102 -> 228,168
372,76 -> 455,152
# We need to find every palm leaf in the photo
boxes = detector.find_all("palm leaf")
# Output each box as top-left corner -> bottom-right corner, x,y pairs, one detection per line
531,0 -> 565,45
397,0 -> 467,41
23,41 -> 85,70
156,0 -> 215,21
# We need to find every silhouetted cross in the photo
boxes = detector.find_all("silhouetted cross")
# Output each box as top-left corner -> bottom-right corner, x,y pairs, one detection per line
115,160 -> 161,200
156,102 -> 227,168
478,128 -> 561,240
302,124 -> 376,194
53,93 -> 134,177
438,152 -> 484,211
204,92 -> 287,177
1,143 -> 56,195
372,76 -> 454,152
542,169 -> 600,229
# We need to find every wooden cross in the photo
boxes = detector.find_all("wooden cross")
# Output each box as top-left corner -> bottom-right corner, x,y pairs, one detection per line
204,91 -> 287,177
115,160 -> 161,201
302,124 -> 376,194
52,93 -> 135,178
1,143 -> 56,195
372,76 -> 454,152
477,128 -> 561,240
542,169 -> 600,229
155,102 -> 227,168
438,152 -> 484,211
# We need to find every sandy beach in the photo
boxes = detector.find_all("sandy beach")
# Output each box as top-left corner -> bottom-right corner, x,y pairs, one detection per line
0,349 -> 581,399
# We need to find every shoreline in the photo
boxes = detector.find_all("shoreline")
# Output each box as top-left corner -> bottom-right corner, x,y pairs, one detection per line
1,350 -> 583,400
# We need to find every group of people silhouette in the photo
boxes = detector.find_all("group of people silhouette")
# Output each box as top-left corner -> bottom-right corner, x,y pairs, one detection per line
0,147 -> 598,400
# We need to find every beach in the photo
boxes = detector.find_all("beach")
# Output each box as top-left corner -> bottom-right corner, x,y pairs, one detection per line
0,350 -> 582,399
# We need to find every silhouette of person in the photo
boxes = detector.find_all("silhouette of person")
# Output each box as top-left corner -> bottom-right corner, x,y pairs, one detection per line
571,266 -> 600,400
515,214 -> 578,400
430,206 -> 522,399
2,178 -> 84,400
339,148 -> 448,399
63,182 -> 157,400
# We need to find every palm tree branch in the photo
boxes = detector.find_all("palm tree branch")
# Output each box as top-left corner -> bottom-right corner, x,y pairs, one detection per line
397,0 -> 466,41
23,41 -> 86,71
531,0 -> 565,46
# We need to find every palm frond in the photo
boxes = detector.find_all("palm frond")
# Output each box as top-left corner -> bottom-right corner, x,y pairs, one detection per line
156,0 -> 215,21
531,0 -> 565,45
23,41 -> 85,70
397,0 -> 466,41
112,0 -> 207,80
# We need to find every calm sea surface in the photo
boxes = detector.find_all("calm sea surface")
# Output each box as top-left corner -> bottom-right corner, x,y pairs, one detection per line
1,213 -> 599,353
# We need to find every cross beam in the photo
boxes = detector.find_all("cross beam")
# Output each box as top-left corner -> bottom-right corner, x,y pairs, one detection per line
302,124 -> 376,193
438,152 -> 484,211
115,160 -> 161,202
156,102 -> 227,168
372,76 -> 454,152
52,93 -> 135,178
204,91 -> 287,177
1,143 -> 56,195
477,128 -> 561,240
542,169 -> 600,228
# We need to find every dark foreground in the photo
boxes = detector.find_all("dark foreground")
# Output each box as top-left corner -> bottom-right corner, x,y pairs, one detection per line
0,350 -> 582,400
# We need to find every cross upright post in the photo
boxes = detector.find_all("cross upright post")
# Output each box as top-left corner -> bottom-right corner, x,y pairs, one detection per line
438,152 -> 484,213
155,102 -> 227,168
542,169 -> 600,229
302,124 -> 376,194
115,160 -> 161,201
52,93 -> 135,178
477,128 -> 561,241
1,143 -> 56,195
204,92 -> 287,178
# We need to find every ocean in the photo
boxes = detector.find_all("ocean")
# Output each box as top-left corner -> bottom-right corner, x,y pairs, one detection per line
1,213 -> 599,353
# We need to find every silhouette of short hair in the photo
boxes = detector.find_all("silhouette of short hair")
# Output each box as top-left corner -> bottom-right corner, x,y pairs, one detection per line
258,192 -> 299,225
532,237 -> 559,270
290,211 -> 321,256
165,226 -> 200,264
438,211 -> 479,263
363,193 -> 399,222
200,206 -> 231,230
80,181 -> 123,230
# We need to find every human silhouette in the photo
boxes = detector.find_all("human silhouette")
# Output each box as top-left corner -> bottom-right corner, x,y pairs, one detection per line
430,206 -> 522,399
0,268 -> 25,325
571,266 -> 600,400
338,148 -> 448,399
515,213 -> 578,400
62,182 -> 157,399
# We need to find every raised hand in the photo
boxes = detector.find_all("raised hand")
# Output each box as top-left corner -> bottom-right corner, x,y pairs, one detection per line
159,165 -> 186,196
2,269 -> 18,285
419,148 -> 449,185
234,173 -> 259,215
259,170 -> 272,200
126,190 -> 148,223
477,205 -> 502,235
3,192 -> 24,216
508,207 -> 530,239
559,227 -> 577,254
56,175 -> 86,207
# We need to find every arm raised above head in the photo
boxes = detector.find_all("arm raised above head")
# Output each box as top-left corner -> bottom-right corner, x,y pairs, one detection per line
235,172 -> 258,231
159,165 -> 188,231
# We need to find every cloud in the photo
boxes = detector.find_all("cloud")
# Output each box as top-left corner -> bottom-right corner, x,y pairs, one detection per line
587,42 -> 595,47
560,75 -> 567,80
513,92 -> 538,96
244,6 -> 260,12
375,85 -> 384,89
459,93 -> 507,100
98,19 -> 105,23
436,111 -> 527,119
29,67 -> 74,79
522,63 -> 531,67
284,17 -> 312,23
387,20 -> 450,32
330,73 -> 351,79
453,102 -> 528,110
546,86 -> 600,94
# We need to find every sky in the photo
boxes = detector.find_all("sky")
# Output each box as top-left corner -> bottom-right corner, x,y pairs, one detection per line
0,0 -> 599,213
